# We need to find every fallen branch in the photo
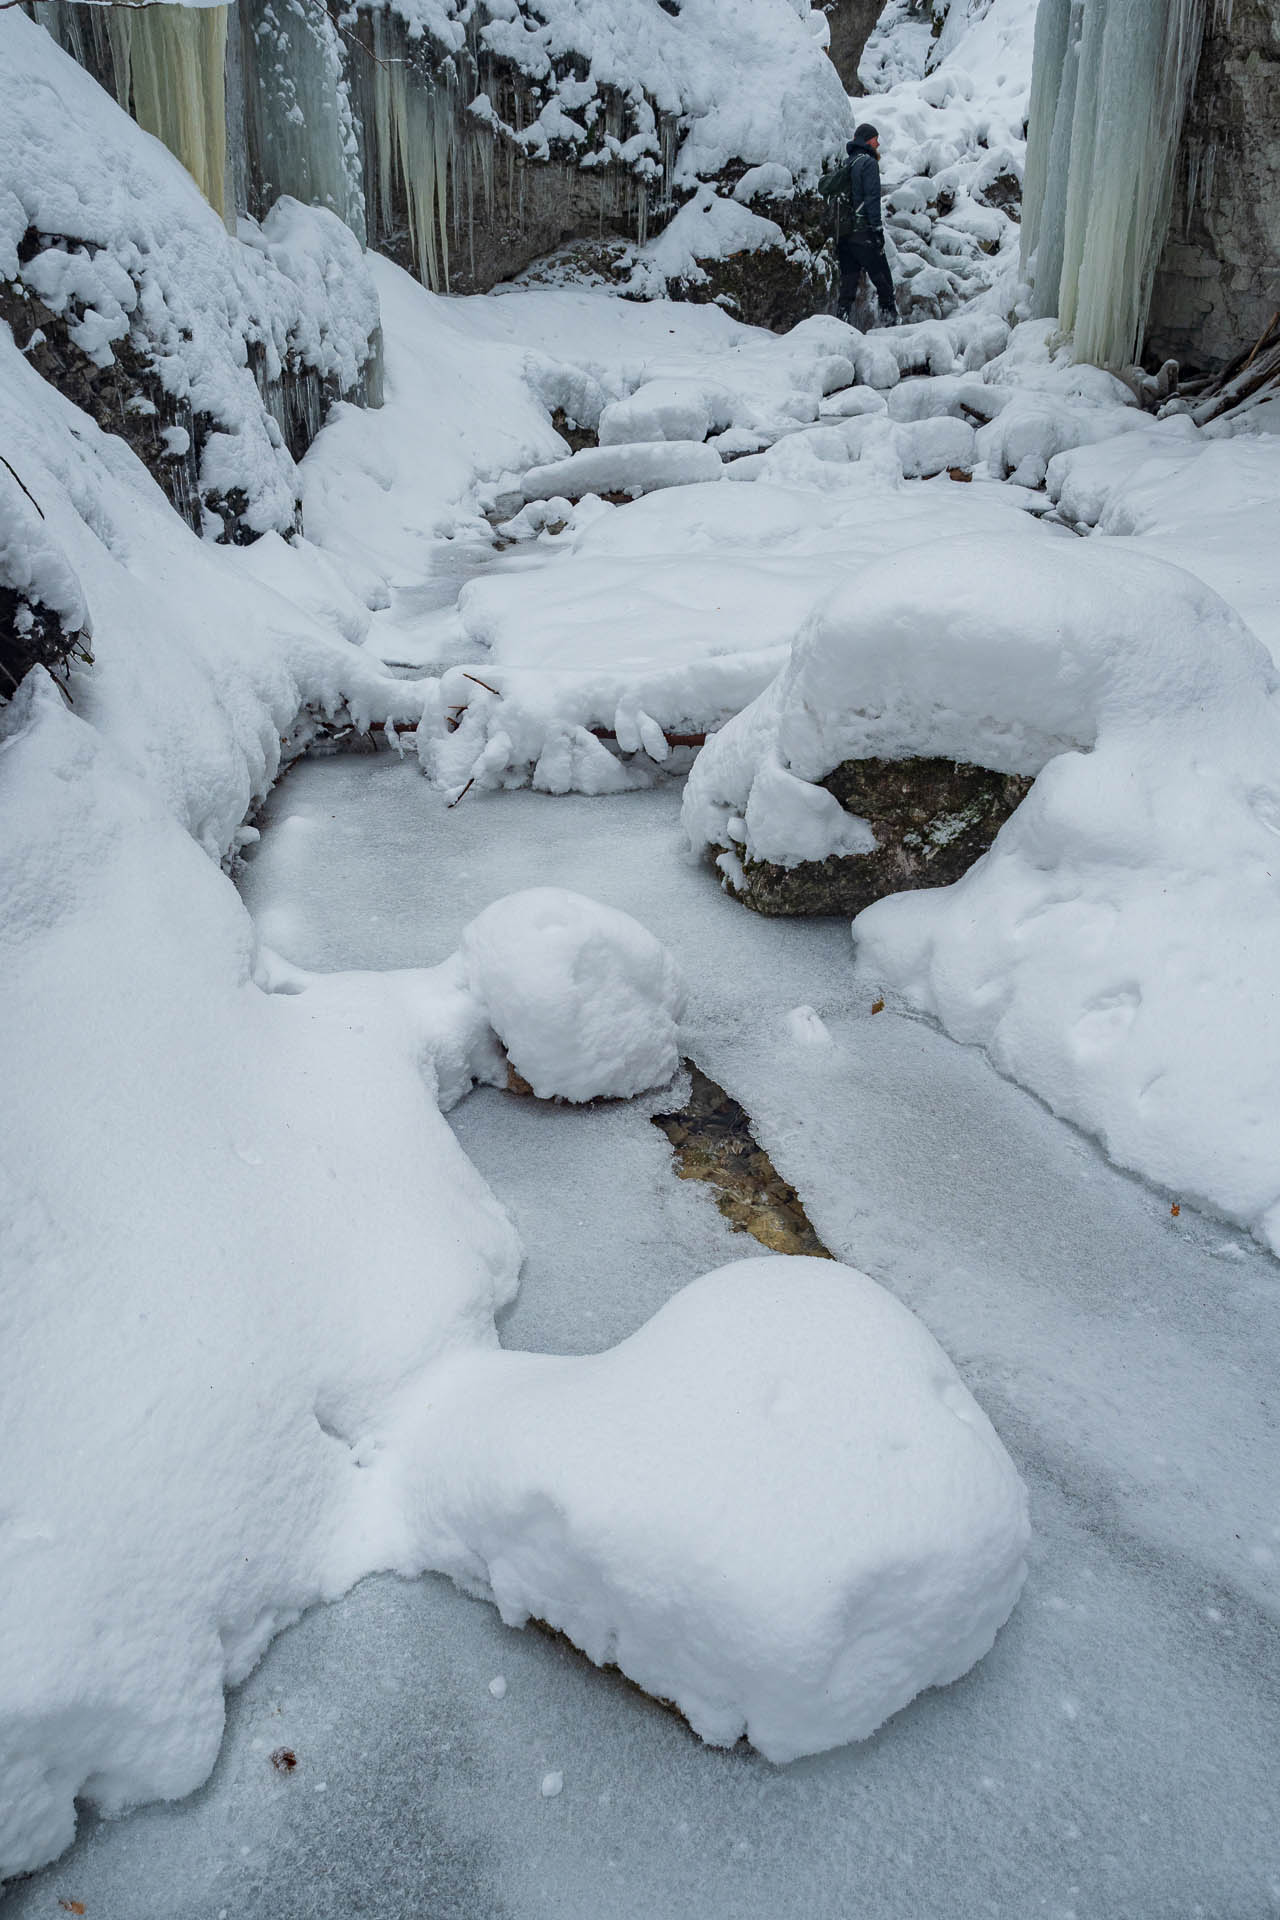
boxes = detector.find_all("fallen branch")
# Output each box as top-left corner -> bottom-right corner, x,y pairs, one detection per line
590,727 -> 708,749
0,455 -> 45,519
1193,339 -> 1280,425
1240,310 -> 1280,376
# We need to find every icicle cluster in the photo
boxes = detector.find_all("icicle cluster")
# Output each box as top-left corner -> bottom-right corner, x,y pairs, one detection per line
368,14 -> 461,291
109,4 -> 232,226
1020,0 -> 1207,370
238,0 -> 366,239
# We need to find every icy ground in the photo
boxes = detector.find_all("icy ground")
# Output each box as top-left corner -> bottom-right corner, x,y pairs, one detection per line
16,759 -> 1280,1919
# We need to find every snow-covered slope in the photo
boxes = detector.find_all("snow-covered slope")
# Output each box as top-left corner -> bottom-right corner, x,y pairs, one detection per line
0,11 -> 379,536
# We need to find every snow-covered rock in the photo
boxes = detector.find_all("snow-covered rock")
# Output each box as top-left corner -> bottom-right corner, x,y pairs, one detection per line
458,888 -> 685,1102
0,14 -> 379,539
598,377 -> 732,447
687,526 -> 1280,1255
386,1256 -> 1030,1763
519,441 -> 725,503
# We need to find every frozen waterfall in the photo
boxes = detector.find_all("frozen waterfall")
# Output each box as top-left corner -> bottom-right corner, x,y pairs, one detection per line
109,3 -> 232,225
1020,0 -> 1207,370
238,0 -> 365,239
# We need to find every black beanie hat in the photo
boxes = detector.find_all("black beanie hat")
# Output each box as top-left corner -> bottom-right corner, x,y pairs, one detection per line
853,123 -> 879,145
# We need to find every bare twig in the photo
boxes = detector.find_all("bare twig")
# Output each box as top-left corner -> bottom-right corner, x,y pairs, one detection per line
0,456 -> 46,519
1240,310 -> 1280,376
447,775 -> 476,808
462,672 -> 501,696
325,9 -> 396,73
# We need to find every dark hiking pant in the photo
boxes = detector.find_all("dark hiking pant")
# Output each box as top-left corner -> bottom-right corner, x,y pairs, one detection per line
837,233 -> 896,318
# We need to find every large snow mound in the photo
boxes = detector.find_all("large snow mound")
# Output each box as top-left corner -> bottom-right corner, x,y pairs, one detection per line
458,887 -> 685,1101
686,529 -> 1280,1254
387,1256 -> 1030,1762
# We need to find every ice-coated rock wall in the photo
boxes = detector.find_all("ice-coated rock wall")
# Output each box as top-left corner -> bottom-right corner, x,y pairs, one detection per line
1147,0 -> 1280,372
1021,0 -> 1207,371
1023,0 -> 1280,374
28,0 -> 854,298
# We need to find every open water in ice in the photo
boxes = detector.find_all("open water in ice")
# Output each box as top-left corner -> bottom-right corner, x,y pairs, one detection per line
17,759 -> 1280,1920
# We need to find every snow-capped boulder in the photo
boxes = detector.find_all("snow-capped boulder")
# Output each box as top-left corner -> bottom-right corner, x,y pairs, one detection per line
519,441 -> 724,504
459,888 -> 685,1102
597,378 -> 733,447
688,528 -> 1280,1255
388,1256 -> 1030,1762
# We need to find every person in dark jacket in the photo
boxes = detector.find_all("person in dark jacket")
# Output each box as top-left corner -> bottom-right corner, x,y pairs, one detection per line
819,123 -> 897,326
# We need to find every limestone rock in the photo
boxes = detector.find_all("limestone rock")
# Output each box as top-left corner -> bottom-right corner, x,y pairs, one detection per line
820,0 -> 885,93
1148,0 -> 1280,372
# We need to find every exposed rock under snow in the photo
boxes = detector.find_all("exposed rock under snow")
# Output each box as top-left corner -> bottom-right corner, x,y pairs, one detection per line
458,887 -> 685,1102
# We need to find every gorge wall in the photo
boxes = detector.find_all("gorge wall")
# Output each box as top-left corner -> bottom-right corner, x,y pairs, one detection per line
1022,0 -> 1280,375
30,0 -> 855,307
1147,0 -> 1280,372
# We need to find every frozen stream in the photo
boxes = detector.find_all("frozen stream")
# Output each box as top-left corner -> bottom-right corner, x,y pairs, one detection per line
18,752 -> 1280,1918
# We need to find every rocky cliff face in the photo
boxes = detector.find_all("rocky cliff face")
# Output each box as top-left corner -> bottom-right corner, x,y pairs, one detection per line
821,0 -> 885,91
1147,0 -> 1280,372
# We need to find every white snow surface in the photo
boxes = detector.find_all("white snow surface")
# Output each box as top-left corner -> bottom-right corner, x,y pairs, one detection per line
386,1257 -> 1029,1763
7,0 -> 1280,1891
0,117 -> 1034,1873
458,888 -> 685,1102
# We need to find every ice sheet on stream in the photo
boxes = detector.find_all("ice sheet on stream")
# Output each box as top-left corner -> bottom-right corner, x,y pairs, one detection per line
19,759 -> 1271,1919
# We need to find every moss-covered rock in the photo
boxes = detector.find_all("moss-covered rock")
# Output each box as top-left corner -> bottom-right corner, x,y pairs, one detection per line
722,756 -> 1034,916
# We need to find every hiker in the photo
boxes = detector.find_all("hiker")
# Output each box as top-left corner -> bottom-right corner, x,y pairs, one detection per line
819,122 -> 898,327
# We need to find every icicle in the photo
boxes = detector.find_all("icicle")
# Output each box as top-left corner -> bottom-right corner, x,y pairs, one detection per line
1022,0 -> 1207,368
238,0 -> 365,237
364,12 -> 456,292
1029,0 -> 1084,319
1019,0 -> 1070,281
108,3 -> 231,227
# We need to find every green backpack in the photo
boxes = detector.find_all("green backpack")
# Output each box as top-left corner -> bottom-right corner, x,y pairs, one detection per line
818,160 -> 853,204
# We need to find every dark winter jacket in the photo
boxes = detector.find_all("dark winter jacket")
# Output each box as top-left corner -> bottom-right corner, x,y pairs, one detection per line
818,141 -> 883,241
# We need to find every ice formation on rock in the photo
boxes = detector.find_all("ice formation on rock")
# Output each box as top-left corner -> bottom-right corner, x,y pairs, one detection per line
108,2 -> 232,222
238,0 -> 366,237
1021,0 -> 1208,369
33,0 -> 853,296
